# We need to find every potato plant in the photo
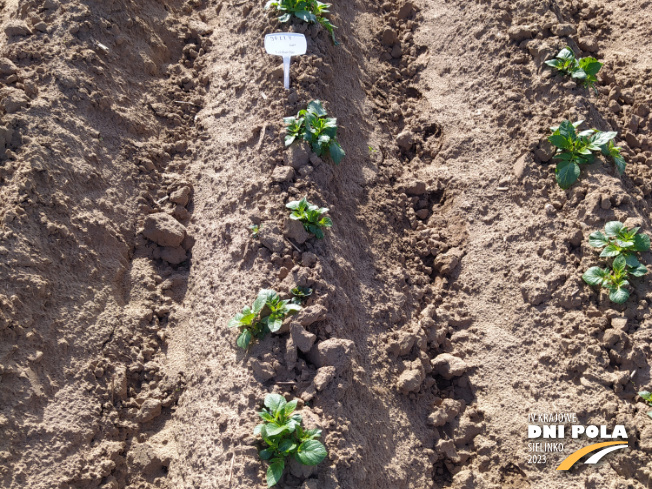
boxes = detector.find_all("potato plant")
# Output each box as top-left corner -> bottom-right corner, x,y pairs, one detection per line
583,222 -> 649,304
588,221 -> 650,264
639,391 -> 652,419
545,47 -> 602,92
291,285 -> 312,304
284,100 -> 345,164
265,0 -> 338,44
548,120 -> 625,188
254,393 -> 328,487
286,197 -> 332,239
228,289 -> 301,349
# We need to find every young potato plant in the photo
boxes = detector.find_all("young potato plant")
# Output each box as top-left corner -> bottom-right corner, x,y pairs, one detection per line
583,222 -> 649,304
545,47 -> 602,92
265,0 -> 338,44
254,393 -> 327,487
284,100 -> 345,164
639,391 -> 652,419
291,285 -> 312,304
548,120 -> 625,188
588,221 -> 651,265
228,289 -> 301,349
265,290 -> 302,332
286,197 -> 332,239
583,255 -> 636,304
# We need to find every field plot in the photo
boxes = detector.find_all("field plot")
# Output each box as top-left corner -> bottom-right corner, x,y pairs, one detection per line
0,0 -> 651,488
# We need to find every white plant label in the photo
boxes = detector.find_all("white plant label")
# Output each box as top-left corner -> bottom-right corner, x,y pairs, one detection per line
264,33 -> 307,90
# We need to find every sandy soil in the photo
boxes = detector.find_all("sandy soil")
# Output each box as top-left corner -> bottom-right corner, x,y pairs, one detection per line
0,0 -> 651,488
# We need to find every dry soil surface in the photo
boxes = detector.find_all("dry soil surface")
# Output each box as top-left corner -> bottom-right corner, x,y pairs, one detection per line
0,0 -> 651,488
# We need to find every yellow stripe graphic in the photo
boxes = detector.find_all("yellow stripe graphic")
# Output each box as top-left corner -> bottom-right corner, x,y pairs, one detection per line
556,441 -> 628,470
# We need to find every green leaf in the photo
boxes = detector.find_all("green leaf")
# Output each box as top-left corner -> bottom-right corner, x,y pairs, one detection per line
571,69 -> 587,80
265,393 -> 287,415
600,245 -> 621,257
588,231 -> 608,248
613,154 -> 626,174
266,460 -> 285,487
236,330 -> 253,350
261,289 -> 278,304
259,448 -> 275,460
308,225 -> 324,239
317,134 -> 331,149
284,303 -> 302,314
285,418 -> 299,433
558,120 -> 576,139
320,216 -> 333,228
228,314 -> 244,328
268,316 -> 283,333
548,134 -> 571,150
253,321 -> 270,339
605,221 -> 625,237
555,159 -> 580,189
615,239 -> 634,248
580,58 -> 602,76
318,17 -> 339,44
613,255 -> 627,272
278,438 -> 297,455
291,286 -> 312,298
623,227 -> 638,239
259,411 -> 275,423
639,391 -> 652,402
648,411 -> 652,420
294,9 -> 317,22
545,58 -> 563,69
295,440 -> 328,466
591,131 -> 617,146
283,399 -> 298,417
583,267 -> 608,286
307,100 -> 327,117
253,291 -> 268,315
624,253 -> 640,268
579,152 -> 596,164
242,312 -> 258,326
630,264 -> 648,277
286,200 -> 301,210
326,141 -> 345,164
609,287 -> 629,304
278,13 -> 291,23
633,234 -> 650,252
265,423 -> 289,437
554,152 -> 573,161
585,143 -> 601,153
558,47 -> 575,60
303,428 -> 322,440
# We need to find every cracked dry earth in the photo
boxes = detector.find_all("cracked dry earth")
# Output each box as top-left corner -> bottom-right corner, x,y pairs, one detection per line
0,0 -> 651,488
